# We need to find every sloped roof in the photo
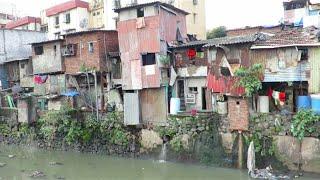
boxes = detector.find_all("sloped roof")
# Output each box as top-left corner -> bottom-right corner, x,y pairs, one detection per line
252,27 -> 320,49
5,16 -> 41,29
114,1 -> 189,15
203,33 -> 265,48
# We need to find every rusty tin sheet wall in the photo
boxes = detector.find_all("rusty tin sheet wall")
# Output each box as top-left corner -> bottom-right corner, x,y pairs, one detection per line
118,16 -> 161,90
140,87 -> 167,125
159,7 -> 187,43
308,47 -> 320,94
250,48 -> 311,83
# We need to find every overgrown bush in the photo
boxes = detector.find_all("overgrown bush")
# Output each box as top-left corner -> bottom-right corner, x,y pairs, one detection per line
291,109 -> 319,140
234,63 -> 263,97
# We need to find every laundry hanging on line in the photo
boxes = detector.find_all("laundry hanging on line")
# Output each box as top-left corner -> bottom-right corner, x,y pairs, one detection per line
34,75 -> 48,84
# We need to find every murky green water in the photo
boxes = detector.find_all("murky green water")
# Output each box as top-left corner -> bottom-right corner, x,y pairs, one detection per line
0,145 -> 319,180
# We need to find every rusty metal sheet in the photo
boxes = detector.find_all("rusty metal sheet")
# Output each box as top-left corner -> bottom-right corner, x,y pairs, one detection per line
140,88 -> 167,125
141,65 -> 161,88
207,73 -> 245,97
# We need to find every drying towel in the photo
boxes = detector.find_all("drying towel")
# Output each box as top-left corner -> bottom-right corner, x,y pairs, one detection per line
136,17 -> 146,29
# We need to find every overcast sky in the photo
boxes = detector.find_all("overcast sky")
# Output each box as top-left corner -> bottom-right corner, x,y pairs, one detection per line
0,0 -> 284,30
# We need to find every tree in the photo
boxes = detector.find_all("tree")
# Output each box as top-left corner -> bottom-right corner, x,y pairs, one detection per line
207,26 -> 227,39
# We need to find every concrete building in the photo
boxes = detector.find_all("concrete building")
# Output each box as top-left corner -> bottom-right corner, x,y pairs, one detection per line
30,30 -> 120,111
115,1 -> 188,125
88,0 -> 206,39
5,16 -> 41,31
0,29 -> 46,89
170,40 -> 211,112
88,0 -> 118,30
43,0 -> 90,39
283,0 -> 320,27
0,13 -> 16,28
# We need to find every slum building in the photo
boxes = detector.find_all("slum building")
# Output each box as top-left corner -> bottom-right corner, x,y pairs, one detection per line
169,40 -> 211,112
114,1 -> 189,125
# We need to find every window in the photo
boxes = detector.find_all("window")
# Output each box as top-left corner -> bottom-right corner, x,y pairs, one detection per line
220,67 -> 231,76
137,8 -> 144,17
193,13 -> 197,24
20,63 -> 25,69
40,25 -> 48,32
93,12 -> 96,16
55,16 -> 59,26
62,44 -> 76,56
54,32 -> 60,39
34,46 -> 43,55
193,0 -> 198,5
65,13 -> 71,24
299,48 -> 308,61
97,11 -> 100,15
142,53 -> 156,66
189,87 -> 198,94
88,42 -> 94,53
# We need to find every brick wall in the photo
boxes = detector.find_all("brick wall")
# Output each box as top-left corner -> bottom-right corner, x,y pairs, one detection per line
64,31 -> 119,74
228,97 -> 249,131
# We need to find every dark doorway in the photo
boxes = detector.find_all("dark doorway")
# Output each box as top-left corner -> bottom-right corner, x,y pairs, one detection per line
202,87 -> 207,110
177,80 -> 186,111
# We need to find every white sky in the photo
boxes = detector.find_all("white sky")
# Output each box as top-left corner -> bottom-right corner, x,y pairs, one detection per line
0,0 -> 284,30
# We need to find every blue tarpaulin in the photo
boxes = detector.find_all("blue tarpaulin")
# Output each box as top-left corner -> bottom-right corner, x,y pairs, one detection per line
61,91 -> 80,97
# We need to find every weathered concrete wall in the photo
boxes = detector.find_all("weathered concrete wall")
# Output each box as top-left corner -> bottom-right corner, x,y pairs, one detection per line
183,77 -> 206,111
274,136 -> 320,173
32,41 -> 64,74
0,29 -> 46,64
19,59 -> 34,88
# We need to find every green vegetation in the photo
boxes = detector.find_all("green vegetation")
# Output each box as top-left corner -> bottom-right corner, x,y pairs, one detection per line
159,55 -> 170,66
291,109 -> 319,141
2,104 -> 134,148
207,26 -> 227,39
234,63 -> 263,97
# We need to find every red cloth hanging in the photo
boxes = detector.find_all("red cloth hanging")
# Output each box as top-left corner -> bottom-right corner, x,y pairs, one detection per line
267,87 -> 273,97
279,92 -> 286,102
187,48 -> 196,59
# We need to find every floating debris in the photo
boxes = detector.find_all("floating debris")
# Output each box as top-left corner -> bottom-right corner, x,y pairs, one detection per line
49,162 -> 64,166
0,163 -> 6,167
8,155 -> 15,158
29,170 -> 45,178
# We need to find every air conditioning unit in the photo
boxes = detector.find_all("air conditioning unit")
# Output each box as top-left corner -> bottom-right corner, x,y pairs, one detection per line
185,94 -> 196,104
62,44 -> 75,56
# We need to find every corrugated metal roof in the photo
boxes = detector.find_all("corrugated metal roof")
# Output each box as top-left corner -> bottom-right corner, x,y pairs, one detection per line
253,27 -> 320,48
263,63 -> 310,82
114,1 -> 189,15
31,39 -> 63,45
203,33 -> 264,48
63,29 -> 117,36
170,40 -> 210,49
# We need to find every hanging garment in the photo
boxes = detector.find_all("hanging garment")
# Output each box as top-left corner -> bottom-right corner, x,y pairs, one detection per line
279,92 -> 286,102
34,75 -> 48,84
267,87 -> 273,97
136,17 -> 145,29
272,91 -> 280,105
